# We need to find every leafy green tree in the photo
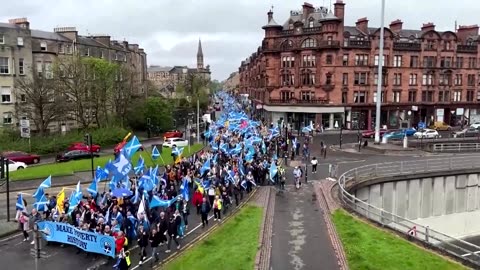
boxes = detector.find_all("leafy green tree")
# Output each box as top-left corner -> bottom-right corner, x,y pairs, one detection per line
126,97 -> 174,132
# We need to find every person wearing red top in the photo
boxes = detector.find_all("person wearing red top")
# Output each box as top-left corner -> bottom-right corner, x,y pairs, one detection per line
115,231 -> 126,254
192,189 -> 203,215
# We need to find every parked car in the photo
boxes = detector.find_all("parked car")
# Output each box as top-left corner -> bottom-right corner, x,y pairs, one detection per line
163,130 -> 183,140
163,138 -> 189,148
68,142 -> 101,153
362,129 -> 388,138
402,127 -> 417,136
383,131 -> 405,140
429,121 -> 452,131
56,150 -> 100,162
452,127 -> 480,138
3,159 -> 27,172
414,129 -> 440,139
2,151 -> 40,164
470,122 -> 480,129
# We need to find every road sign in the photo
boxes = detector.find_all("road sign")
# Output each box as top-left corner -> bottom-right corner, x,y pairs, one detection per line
20,119 -> 30,138
418,121 -> 426,129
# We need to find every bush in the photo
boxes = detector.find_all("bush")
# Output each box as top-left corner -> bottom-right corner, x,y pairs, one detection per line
0,126 -> 129,155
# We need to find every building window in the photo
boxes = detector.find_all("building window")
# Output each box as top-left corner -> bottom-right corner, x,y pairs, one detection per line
101,50 -> 104,58
410,56 -> 419,68
18,58 -> 24,75
0,35 -> 4,44
440,57 -> 452,68
281,56 -> 295,68
438,90 -> 450,102
325,73 -> 332,85
425,40 -> 435,50
326,55 -> 333,65
301,38 -> 317,48
40,41 -> 47,51
342,54 -> 349,66
342,73 -> 348,86
301,91 -> 314,100
281,73 -> 294,86
0,57 -> 9,74
1,87 -> 11,103
454,74 -> 463,86
393,55 -> 402,67
85,48 -> 90,56
477,91 -> 480,101
45,62 -> 53,79
445,41 -> 451,50
423,56 -> 436,68
373,91 -> 385,103
36,62 -> 43,77
20,94 -> 26,102
280,91 -> 293,100
408,90 -> 417,102
354,72 -> 368,85
374,54 -> 386,66
302,55 -> 315,67
66,45 -> 72,54
392,91 -> 401,103
342,91 -> 348,104
456,57 -> 463,68
453,90 -> 462,102
301,72 -> 315,86
3,112 -> 12,125
374,73 -> 387,86
422,74 -> 433,85
354,54 -> 368,66
439,73 -> 451,85
468,57 -> 476,68
409,73 -> 417,85
393,73 -> 402,86
17,37 -> 24,46
467,74 -> 475,86
58,44 -> 64,54
467,90 -> 474,102
353,91 -> 367,103
327,36 -> 333,45
309,20 -> 314,28
421,90 -> 434,102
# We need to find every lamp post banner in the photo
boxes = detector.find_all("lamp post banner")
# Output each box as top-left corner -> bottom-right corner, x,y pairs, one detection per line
37,221 -> 116,257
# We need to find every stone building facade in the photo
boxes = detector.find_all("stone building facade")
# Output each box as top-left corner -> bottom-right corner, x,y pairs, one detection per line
239,1 -> 480,130
0,18 -> 147,130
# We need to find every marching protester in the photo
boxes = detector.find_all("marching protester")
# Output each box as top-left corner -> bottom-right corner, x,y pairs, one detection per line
21,92 -> 285,267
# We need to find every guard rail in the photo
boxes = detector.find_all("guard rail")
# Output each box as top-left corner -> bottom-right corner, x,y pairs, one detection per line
432,143 -> 480,152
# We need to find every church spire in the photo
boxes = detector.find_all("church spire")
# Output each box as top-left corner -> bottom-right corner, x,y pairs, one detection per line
197,38 -> 204,70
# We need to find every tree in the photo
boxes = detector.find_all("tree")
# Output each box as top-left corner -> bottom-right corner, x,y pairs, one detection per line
110,65 -> 136,126
126,97 -> 174,132
15,68 -> 67,135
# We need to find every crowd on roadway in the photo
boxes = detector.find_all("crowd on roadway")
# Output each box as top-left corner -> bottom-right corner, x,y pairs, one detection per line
14,92 -> 301,269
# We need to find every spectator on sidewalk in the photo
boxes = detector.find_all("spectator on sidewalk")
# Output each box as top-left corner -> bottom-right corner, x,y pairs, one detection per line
311,157 -> 318,174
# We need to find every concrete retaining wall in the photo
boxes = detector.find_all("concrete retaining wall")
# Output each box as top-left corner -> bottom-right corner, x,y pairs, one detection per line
354,173 -> 480,222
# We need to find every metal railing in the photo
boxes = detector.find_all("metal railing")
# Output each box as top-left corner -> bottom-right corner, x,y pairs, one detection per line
432,143 -> 480,152
338,156 -> 480,265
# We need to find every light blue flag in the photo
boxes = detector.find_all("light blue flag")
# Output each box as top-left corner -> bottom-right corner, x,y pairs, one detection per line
16,194 -> 25,211
39,175 -> 52,189
302,122 -> 314,133
149,196 -> 177,209
95,166 -> 109,182
134,155 -> 145,174
172,147 -> 184,157
123,135 -> 142,159
151,165 -> 159,186
105,152 -> 132,181
34,194 -> 48,212
200,158 -> 211,176
87,179 -> 98,197
261,141 -> 266,154
132,186 -> 139,204
292,138 -> 298,150
269,162 -> 278,183
32,186 -> 45,202
139,168 -> 154,191
151,146 -> 160,160
180,178 -> 189,201
75,181 -> 83,200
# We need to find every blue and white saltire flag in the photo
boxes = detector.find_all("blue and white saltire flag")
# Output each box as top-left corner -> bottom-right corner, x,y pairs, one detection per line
34,194 -> 49,212
212,153 -> 218,165
132,186 -> 140,204
226,170 -> 236,183
95,166 -> 109,182
134,155 -> 145,175
269,162 -> 278,183
261,141 -> 267,154
106,152 -> 132,181
160,172 -> 167,187
180,177 -> 189,201
292,137 -> 298,150
32,186 -> 45,202
240,180 -> 247,190
123,135 -> 142,159
172,147 -> 184,157
39,175 -> 52,189
139,168 -> 154,192
149,195 -> 177,209
137,194 -> 147,220
151,146 -> 161,160
16,194 -> 25,211
87,179 -> 98,197
122,176 -> 131,190
151,165 -> 159,186
200,158 -> 211,176
302,122 -> 314,133
75,181 -> 83,200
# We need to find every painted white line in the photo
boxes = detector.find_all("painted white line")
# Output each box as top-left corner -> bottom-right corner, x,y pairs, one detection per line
461,250 -> 480,257
0,231 -> 24,242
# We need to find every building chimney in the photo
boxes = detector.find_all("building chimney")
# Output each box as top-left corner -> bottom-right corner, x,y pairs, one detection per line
457,25 -> 479,42
54,27 -> 78,41
91,35 -> 111,47
421,22 -> 436,32
334,0 -> 345,20
389,19 -> 403,32
356,17 -> 369,34
8,18 -> 30,30
267,10 -> 273,22
302,2 -> 315,18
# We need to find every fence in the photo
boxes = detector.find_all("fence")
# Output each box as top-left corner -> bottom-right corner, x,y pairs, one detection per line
432,143 -> 480,152
337,156 -> 480,266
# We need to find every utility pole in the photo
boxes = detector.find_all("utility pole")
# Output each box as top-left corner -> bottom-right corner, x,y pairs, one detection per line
196,99 -> 200,143
30,224 -> 47,270
85,134 -> 94,179
374,0 -> 386,144
1,157 -> 10,221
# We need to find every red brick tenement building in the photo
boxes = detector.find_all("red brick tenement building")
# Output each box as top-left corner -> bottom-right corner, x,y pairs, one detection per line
239,1 -> 480,130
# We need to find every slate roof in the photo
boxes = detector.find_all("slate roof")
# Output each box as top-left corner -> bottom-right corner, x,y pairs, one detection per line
148,66 -> 172,72
31,29 -> 70,41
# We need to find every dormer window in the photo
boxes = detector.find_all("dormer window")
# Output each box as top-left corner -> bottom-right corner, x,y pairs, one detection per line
40,41 -> 47,51
289,23 -> 294,30
467,38 -> 475,46
309,20 -> 314,28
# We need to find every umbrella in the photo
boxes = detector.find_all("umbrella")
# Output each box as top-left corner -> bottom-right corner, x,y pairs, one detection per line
111,188 -> 133,198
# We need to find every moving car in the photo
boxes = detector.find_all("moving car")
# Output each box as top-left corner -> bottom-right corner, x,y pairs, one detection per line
383,131 -> 405,140
429,121 -> 452,131
452,127 -> 480,138
402,127 -> 417,136
56,150 -> 100,162
413,129 -> 440,139
3,160 -> 27,172
163,138 -> 189,148
163,130 -> 183,140
362,129 -> 388,138
68,142 -> 101,153
2,151 -> 40,164
470,122 -> 480,129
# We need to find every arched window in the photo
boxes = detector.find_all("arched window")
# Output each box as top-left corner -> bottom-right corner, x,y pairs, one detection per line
467,38 -> 475,46
301,38 -> 317,48
281,40 -> 294,50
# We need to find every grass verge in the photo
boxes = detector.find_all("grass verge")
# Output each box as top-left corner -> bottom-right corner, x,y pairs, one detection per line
163,205 -> 263,270
332,209 -> 469,270
10,144 -> 204,181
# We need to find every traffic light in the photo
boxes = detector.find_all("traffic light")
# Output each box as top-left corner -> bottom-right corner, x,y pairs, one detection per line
173,120 -> 177,128
146,117 -> 151,126
84,133 -> 91,146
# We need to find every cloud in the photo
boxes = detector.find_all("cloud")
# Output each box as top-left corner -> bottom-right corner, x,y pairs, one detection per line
1,0 -> 480,80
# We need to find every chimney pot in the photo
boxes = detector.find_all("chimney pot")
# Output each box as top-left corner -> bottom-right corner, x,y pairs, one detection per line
356,17 -> 369,33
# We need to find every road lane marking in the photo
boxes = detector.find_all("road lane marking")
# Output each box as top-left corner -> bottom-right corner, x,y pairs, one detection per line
461,250 -> 480,257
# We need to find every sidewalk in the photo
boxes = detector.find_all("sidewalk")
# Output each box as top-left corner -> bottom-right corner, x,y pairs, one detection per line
331,143 -> 429,156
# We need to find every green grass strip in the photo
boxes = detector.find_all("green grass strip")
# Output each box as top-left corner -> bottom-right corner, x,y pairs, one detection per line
10,144 -> 203,181
164,205 -> 263,270
332,209 -> 469,270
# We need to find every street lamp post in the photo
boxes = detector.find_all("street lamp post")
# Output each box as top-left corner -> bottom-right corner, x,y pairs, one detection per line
374,0 -> 386,144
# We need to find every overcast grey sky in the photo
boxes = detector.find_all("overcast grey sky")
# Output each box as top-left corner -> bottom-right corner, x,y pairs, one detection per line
1,0 -> 479,81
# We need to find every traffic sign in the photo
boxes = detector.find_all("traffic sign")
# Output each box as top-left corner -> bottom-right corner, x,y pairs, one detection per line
20,119 -> 30,138
418,121 -> 426,129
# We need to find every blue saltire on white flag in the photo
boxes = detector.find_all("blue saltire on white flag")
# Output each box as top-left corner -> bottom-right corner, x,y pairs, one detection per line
87,179 -> 98,197
39,175 -> 52,189
134,155 -> 145,174
151,146 -> 160,160
149,196 -> 177,209
16,194 -> 25,211
123,135 -> 142,159
106,152 -> 132,181
269,162 -> 278,183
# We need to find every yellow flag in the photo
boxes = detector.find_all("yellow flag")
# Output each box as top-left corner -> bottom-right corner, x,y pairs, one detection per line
224,121 -> 229,128
195,180 -> 204,194
175,154 -> 182,164
56,188 -> 65,214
